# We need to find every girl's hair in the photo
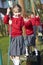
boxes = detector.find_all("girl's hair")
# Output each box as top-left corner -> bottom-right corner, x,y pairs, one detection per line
13,4 -> 22,12
23,13 -> 29,18
31,12 -> 34,15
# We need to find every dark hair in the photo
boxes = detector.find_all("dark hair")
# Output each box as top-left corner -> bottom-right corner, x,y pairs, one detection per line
31,12 -> 34,15
13,4 -> 22,12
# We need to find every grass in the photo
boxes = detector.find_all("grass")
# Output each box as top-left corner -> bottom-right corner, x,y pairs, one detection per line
0,37 -> 9,65
0,36 -> 43,65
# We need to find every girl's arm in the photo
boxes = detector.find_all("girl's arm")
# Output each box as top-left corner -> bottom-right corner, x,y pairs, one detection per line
4,15 -> 9,24
21,17 -> 26,38
3,8 -> 10,24
22,26 -> 26,37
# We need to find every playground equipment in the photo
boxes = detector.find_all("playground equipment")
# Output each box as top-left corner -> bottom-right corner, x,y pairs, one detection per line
0,49 -> 3,65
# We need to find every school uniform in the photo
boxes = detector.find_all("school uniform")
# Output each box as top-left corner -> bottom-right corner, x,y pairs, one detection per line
30,16 -> 42,46
35,16 -> 42,32
24,19 -> 35,46
30,16 -> 37,39
4,15 -> 25,56
35,16 -> 41,26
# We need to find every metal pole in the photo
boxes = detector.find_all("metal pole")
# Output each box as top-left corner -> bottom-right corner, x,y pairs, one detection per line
8,24 -> 12,65
6,0 -> 13,65
0,49 -> 3,65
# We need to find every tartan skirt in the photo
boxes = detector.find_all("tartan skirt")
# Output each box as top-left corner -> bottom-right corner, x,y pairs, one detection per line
9,35 -> 25,56
24,34 -> 36,47
27,34 -> 36,46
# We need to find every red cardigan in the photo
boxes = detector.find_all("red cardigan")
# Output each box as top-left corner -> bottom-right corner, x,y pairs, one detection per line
4,15 -> 24,37
24,19 -> 34,35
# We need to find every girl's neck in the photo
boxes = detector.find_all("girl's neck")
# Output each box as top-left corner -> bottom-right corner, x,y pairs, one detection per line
24,18 -> 29,22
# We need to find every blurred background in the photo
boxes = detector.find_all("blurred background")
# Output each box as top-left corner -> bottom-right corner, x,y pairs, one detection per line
0,0 -> 43,65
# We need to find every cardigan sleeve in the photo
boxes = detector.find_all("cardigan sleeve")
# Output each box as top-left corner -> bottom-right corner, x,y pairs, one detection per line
3,15 -> 9,24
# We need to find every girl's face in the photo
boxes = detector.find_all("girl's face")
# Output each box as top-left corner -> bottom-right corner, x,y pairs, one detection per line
13,6 -> 21,16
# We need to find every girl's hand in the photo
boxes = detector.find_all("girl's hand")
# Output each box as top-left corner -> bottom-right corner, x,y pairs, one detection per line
7,8 -> 10,15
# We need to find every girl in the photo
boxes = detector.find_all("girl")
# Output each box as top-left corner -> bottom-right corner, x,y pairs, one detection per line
35,14 -> 42,41
3,4 -> 25,65
30,12 -> 41,55
23,14 -> 35,53
35,14 -> 42,34
23,14 -> 38,56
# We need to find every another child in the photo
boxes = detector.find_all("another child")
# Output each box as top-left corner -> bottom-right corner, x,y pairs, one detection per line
23,14 -> 36,56
30,12 -> 42,55
23,13 -> 41,56
4,4 -> 25,65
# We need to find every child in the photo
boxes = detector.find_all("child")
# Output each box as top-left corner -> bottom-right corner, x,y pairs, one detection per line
23,14 -> 36,65
3,4 -> 25,65
30,12 -> 42,56
23,14 -> 35,54
36,14 -> 42,41
30,12 -> 37,38
35,14 -> 42,34
30,12 -> 39,56
24,13 -> 39,56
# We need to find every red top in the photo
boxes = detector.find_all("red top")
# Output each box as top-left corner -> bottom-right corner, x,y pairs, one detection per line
35,16 -> 41,26
30,16 -> 41,26
30,16 -> 36,26
4,15 -> 24,37
24,19 -> 34,35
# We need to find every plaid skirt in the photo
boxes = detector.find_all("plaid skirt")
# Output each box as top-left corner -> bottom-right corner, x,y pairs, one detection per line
24,34 -> 36,47
9,36 -> 25,56
27,34 -> 36,46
